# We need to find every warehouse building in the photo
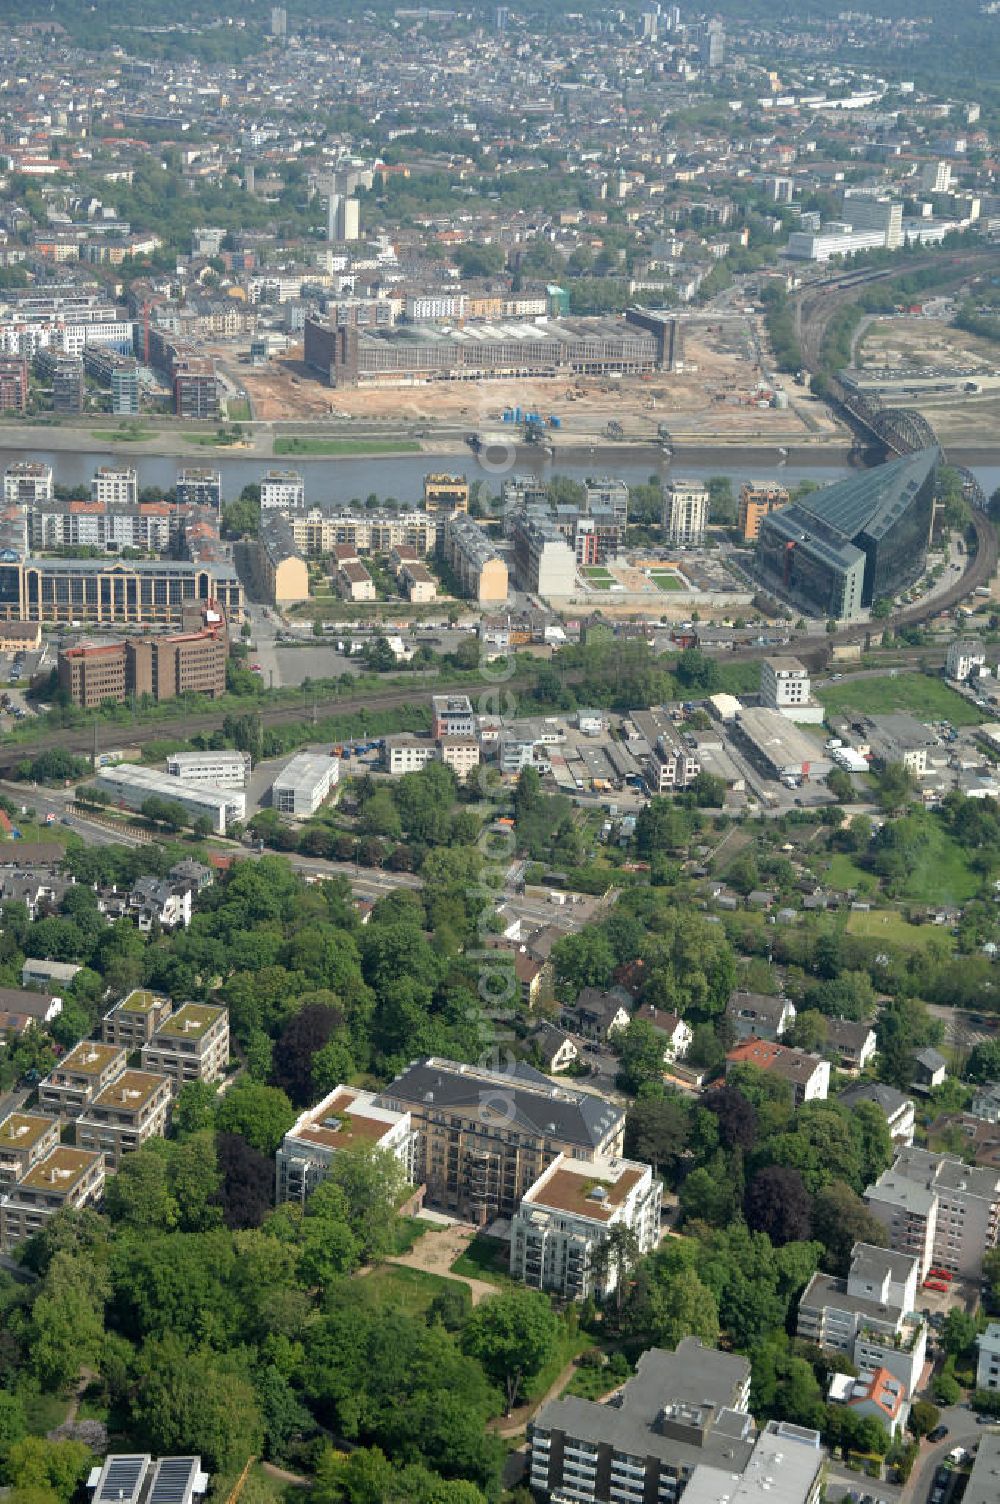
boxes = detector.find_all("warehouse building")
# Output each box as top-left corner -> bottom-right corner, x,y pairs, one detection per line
94,764 -> 246,834
270,752 -> 340,816
166,751 -> 251,788
755,448 -> 938,620
732,707 -> 834,782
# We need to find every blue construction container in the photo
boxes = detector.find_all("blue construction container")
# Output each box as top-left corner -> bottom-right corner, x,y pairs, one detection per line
549,414 -> 562,428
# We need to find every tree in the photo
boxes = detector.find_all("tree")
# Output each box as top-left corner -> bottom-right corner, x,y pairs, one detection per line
622,1261 -> 720,1352
811,1181 -> 887,1273
625,1093 -> 690,1180
827,767 -> 854,803
131,1335 -> 264,1471
271,1003 -> 345,1104
590,1225 -> 641,1318
216,1132 -> 275,1229
940,1307 -> 978,1359
744,1166 -> 813,1246
3,1439 -> 92,1502
215,1080 -> 295,1157
462,1289 -> 561,1413
967,1038 -> 1000,1083
703,1086 -> 757,1151
324,1144 -> 408,1263
551,928 -> 615,998
616,1019 -> 667,1092
29,1252 -> 109,1392
0,1390 -> 27,1465
874,761 -> 915,814
908,1400 -> 940,1438
104,1143 -> 179,1231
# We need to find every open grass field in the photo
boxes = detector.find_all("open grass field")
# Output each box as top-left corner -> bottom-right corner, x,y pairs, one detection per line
583,566 -> 613,579
450,1234 -> 512,1285
361,1263 -> 472,1319
650,573 -> 683,592
846,907 -> 956,952
817,672 -> 983,727
823,851 -> 878,893
273,436 -> 422,456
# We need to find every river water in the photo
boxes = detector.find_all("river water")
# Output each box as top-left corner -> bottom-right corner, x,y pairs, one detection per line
4,443 -> 999,507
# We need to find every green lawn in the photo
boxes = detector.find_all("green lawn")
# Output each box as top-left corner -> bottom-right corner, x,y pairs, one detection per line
523,1331 -> 596,1404
846,907 -> 956,952
450,1234 -> 512,1285
817,672 -> 983,727
583,566 -> 612,579
361,1264 -> 472,1318
391,1216 -> 443,1255
824,852 -> 878,893
183,432 -> 245,448
273,436 -> 422,456
225,399 -> 252,422
91,427 -> 155,443
650,573 -> 683,592
586,579 -> 614,590
23,1390 -> 70,1435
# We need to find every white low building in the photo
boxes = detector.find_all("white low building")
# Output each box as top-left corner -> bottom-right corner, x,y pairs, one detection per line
760,656 -> 824,724
509,1152 -> 662,1301
796,1242 -> 927,1398
95,764 -> 245,835
166,750 -> 251,788
270,752 -> 340,816
947,637 -> 986,683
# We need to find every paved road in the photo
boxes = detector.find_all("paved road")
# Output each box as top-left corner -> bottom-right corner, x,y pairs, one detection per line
0,781 -> 146,847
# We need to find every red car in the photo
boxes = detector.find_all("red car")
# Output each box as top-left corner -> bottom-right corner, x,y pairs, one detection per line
924,1279 -> 948,1292
928,1268 -> 954,1282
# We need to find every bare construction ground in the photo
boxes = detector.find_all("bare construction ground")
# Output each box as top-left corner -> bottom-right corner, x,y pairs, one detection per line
221,324 -> 844,444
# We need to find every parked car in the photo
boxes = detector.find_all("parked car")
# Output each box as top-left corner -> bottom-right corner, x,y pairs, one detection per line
925,1280 -> 948,1292
927,1426 -> 949,1442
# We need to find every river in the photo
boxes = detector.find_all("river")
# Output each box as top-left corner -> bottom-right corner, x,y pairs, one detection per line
3,442 -> 999,506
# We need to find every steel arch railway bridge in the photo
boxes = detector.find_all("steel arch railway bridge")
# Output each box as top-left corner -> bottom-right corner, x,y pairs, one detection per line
835,381 -> 987,509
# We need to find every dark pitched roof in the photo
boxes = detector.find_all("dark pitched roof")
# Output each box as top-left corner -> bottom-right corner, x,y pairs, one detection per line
377,1055 -> 623,1150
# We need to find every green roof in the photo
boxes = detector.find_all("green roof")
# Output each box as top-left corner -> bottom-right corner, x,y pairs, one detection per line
156,1002 -> 223,1040
120,989 -> 163,1014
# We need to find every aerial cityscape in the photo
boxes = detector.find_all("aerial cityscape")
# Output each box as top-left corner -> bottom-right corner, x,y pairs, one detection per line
6,6 -> 1000,1504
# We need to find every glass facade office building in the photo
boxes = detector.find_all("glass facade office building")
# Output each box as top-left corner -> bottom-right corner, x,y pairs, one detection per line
755,447 -> 938,621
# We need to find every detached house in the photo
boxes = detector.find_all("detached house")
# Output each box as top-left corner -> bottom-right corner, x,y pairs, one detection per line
633,1004 -> 692,1062
725,989 -> 796,1042
569,986 -> 632,1042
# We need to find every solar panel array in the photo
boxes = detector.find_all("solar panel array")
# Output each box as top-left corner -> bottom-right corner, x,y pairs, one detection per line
97,1457 -> 146,1504
149,1458 -> 198,1504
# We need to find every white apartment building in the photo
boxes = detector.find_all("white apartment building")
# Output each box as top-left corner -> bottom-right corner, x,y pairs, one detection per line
260,470 -> 305,510
511,513 -> 578,597
977,1322 -> 1000,1393
382,736 -> 439,775
3,461 -> 52,505
648,729 -> 701,791
865,1147 -> 1000,1279
91,466 -> 138,507
275,1085 -> 416,1203
510,1152 -> 662,1301
166,750 -> 251,789
796,1242 -> 927,1397
947,637 -> 986,682
405,293 -> 468,322
662,479 -> 708,545
921,161 -> 952,194
759,656 -> 824,723
438,737 -> 481,783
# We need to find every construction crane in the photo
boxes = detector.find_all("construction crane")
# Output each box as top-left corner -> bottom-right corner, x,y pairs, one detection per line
225,1456 -> 256,1504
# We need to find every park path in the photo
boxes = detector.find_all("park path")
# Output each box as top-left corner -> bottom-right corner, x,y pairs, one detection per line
383,1222 -> 497,1306
489,1357 -> 582,1438
261,1464 -> 309,1488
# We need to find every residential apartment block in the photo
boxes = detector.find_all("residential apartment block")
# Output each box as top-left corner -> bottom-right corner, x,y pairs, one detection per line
510,1152 -> 662,1300
275,1086 -> 416,1204
290,508 -> 437,558
38,1040 -> 127,1120
739,483 -> 789,542
0,1145 -> 105,1251
796,1243 -> 927,1397
510,512 -> 577,597
76,1070 -> 173,1168
423,473 -> 469,514
377,1057 -> 625,1223
141,1002 -> 229,1087
0,1111 -> 59,1188
442,512 -> 509,603
864,1147 -> 1000,1278
662,479 -> 708,546
101,990 -> 174,1051
976,1322 -> 1000,1393
530,1340 -> 754,1504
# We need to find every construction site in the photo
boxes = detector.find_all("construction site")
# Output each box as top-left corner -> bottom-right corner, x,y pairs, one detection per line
214,317 -> 845,447
851,312 -> 1000,449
